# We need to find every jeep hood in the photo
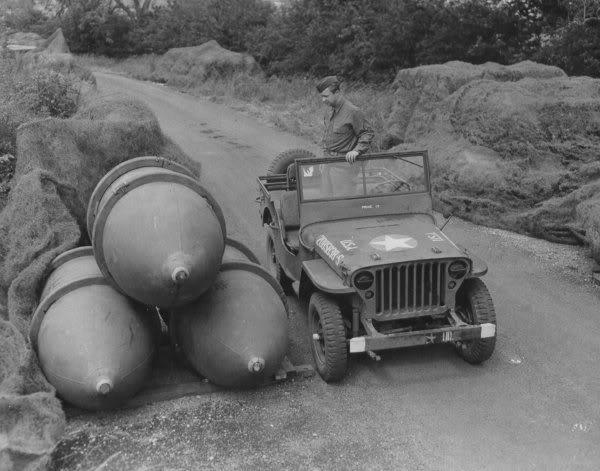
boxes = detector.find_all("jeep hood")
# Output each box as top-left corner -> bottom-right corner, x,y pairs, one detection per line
303,214 -> 467,274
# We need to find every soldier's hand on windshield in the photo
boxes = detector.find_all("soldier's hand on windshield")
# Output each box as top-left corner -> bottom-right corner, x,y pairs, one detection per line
346,150 -> 359,164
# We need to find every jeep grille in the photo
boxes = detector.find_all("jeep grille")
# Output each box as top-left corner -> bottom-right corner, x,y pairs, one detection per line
374,262 -> 447,318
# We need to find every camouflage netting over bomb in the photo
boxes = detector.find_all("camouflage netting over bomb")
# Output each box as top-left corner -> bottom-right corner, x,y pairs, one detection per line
19,28 -> 96,85
7,31 -> 44,49
0,93 -> 198,470
155,39 -> 263,87
386,60 -> 600,261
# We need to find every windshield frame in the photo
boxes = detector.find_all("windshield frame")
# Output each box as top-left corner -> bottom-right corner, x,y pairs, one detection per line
295,150 -> 431,203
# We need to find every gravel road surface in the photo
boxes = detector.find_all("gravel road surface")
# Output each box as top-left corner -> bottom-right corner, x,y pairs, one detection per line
52,73 -> 600,471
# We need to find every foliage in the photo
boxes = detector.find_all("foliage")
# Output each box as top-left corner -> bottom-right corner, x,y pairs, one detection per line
0,53 -> 35,156
1,0 -> 54,35
535,19 -> 600,76
24,69 -> 81,117
416,0 -> 546,65
129,0 -> 274,54
7,0 -> 600,79
53,0 -> 274,56
58,0 -> 133,55
0,52 -> 81,156
246,0 -> 431,80
564,0 -> 600,22
243,0 -> 583,79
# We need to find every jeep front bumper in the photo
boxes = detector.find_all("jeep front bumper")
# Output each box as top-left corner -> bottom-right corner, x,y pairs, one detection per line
348,323 -> 496,353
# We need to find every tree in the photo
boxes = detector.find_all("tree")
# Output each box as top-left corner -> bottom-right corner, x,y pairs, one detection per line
566,0 -> 600,22
247,0 -> 433,80
533,0 -> 600,76
535,16 -> 600,76
57,0 -> 132,55
112,0 -> 154,23
415,0 -> 545,65
1,0 -> 57,35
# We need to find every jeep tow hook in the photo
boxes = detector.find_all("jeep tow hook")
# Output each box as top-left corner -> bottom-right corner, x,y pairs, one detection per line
367,350 -> 381,361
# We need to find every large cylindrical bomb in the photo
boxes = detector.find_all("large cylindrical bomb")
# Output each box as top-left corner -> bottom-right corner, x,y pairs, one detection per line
87,156 -> 226,308
29,247 -> 159,410
171,261 -> 288,388
222,237 -> 260,263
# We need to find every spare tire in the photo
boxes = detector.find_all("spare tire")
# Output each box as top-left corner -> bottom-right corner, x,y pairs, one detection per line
268,148 -> 317,175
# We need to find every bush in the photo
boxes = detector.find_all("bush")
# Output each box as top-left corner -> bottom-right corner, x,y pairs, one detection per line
23,69 -> 80,118
59,0 -> 133,56
535,20 -> 600,77
0,53 -> 81,156
0,53 -> 33,155
0,101 -> 31,156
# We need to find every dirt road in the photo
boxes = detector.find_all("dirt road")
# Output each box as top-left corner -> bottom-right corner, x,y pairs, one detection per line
53,73 -> 600,471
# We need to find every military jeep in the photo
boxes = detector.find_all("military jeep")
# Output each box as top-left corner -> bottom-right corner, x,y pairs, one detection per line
257,149 -> 496,382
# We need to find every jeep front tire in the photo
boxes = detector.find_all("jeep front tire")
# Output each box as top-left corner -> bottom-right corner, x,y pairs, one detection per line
308,292 -> 348,382
454,278 -> 497,364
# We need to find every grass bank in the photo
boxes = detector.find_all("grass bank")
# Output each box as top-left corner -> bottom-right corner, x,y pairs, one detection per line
0,50 -> 84,209
75,54 -> 392,152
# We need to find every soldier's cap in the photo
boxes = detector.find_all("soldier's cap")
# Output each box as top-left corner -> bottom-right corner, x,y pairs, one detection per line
316,75 -> 341,93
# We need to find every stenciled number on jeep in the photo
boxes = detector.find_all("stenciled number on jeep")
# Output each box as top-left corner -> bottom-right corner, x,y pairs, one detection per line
339,239 -> 358,251
425,232 -> 443,242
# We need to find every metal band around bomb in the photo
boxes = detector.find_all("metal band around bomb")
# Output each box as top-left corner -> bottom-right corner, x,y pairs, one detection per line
49,246 -> 95,271
29,273 -> 110,352
41,246 -> 99,301
91,171 -> 227,295
86,156 -> 197,239
224,237 -> 260,264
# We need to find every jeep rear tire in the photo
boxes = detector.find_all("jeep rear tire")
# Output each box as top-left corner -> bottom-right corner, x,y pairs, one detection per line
265,228 -> 293,295
455,278 -> 497,364
308,292 -> 348,382
267,148 -> 317,175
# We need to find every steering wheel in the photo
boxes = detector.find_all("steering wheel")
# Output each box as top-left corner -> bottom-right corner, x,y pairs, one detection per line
370,179 -> 412,194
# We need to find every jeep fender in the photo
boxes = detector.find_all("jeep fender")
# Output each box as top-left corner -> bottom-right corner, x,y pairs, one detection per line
301,259 -> 354,295
459,246 -> 488,277
470,252 -> 488,277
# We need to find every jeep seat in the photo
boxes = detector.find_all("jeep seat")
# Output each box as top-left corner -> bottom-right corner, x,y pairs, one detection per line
279,190 -> 300,252
280,190 -> 299,229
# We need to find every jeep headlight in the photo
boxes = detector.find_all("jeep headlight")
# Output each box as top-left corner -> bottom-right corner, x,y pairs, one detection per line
354,271 -> 374,290
448,260 -> 468,279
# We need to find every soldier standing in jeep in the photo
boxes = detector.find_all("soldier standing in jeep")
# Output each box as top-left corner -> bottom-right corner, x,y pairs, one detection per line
317,75 -> 375,196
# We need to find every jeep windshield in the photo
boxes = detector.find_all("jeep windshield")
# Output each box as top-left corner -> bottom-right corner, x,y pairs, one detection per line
298,153 -> 428,201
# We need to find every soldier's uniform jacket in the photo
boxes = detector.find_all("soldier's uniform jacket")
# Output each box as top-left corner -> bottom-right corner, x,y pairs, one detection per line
321,97 -> 374,155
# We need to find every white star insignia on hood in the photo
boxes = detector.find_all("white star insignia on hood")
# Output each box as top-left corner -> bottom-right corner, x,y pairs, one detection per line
369,234 -> 418,251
